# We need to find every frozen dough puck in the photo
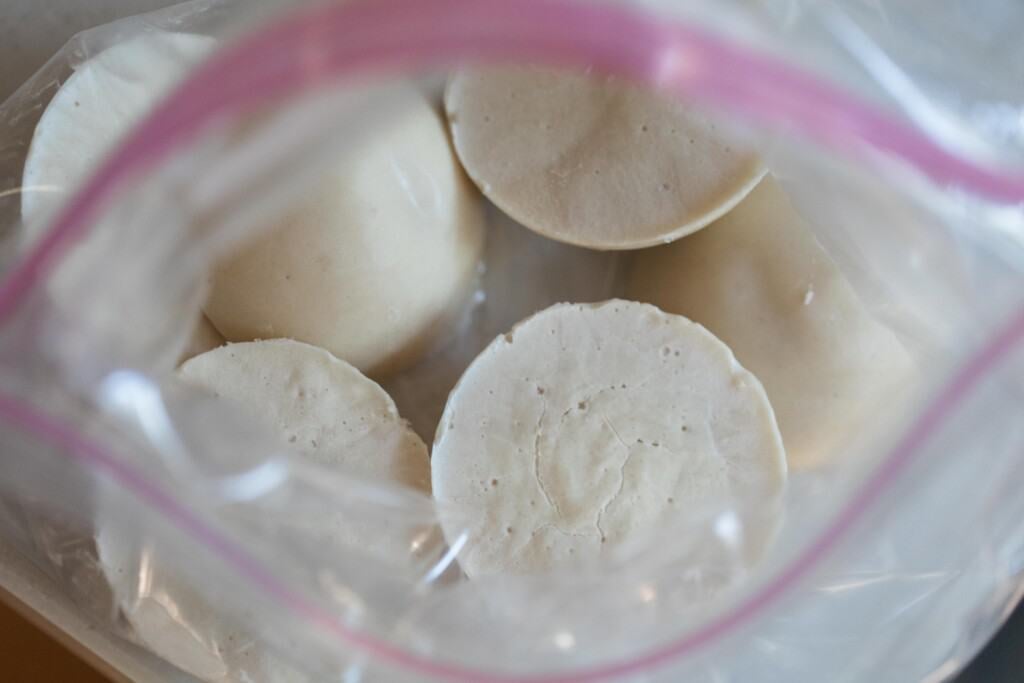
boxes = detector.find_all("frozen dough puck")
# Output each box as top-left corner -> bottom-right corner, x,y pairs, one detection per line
626,177 -> 914,469
22,31 -> 216,227
20,31 -> 218,371
431,300 -> 786,577
203,84 -> 485,377
98,339 -> 429,681
177,339 -> 430,503
444,66 -> 763,250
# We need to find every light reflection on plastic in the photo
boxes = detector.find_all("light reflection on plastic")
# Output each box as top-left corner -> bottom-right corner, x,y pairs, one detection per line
420,531 -> 467,585
409,528 -> 434,554
216,460 -> 289,501
817,570 -> 952,594
553,630 -> 576,651
342,664 -> 365,683
98,369 -> 190,467
98,369 -> 288,502
653,42 -> 698,90
319,570 -> 367,620
713,510 -> 742,549
637,583 -> 657,604
137,542 -> 156,602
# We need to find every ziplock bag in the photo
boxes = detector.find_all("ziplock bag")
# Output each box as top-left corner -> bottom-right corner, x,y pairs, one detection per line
0,0 -> 1023,680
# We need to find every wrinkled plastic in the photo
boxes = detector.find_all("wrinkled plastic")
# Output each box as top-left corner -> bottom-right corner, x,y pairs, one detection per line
0,0 -> 1022,681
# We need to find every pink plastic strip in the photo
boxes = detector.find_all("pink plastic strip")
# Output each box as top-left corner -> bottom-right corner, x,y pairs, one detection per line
2,0 -> 1024,680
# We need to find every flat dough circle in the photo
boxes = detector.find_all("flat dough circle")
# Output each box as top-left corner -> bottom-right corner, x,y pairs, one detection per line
99,339 -> 429,681
445,66 -> 763,250
431,300 -> 786,577
204,85 -> 485,377
626,177 -> 914,469
20,31 -> 218,371
177,339 -> 430,502
21,31 -> 216,227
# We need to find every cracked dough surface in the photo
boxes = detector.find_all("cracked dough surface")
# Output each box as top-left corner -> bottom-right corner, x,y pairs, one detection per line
431,300 -> 785,577
445,66 -> 763,249
626,177 -> 914,469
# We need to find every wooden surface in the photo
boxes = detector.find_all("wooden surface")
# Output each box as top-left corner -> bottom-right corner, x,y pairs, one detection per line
0,596 -> 109,682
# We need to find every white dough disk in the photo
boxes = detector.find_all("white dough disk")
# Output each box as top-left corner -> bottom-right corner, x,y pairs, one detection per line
626,177 -> 914,469
177,339 -> 431,518
98,339 -> 429,682
20,31 -> 218,371
444,66 -> 763,250
22,31 -> 216,228
204,85 -> 485,377
431,300 -> 786,577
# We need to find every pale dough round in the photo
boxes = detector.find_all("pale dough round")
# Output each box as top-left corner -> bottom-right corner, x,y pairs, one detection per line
444,66 -> 763,250
20,31 -> 218,371
431,300 -> 786,577
98,339 -> 429,681
21,31 -> 216,228
177,339 -> 430,501
203,85 -> 485,377
626,177 -> 914,469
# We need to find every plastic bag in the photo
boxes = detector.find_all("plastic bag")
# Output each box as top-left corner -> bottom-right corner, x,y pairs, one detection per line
0,0 -> 1023,681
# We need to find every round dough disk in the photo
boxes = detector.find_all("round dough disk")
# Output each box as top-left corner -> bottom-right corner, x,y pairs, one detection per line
444,66 -> 763,250
203,85 -> 485,377
98,339 -> 429,681
177,339 -> 430,504
21,31 -> 217,228
431,300 -> 786,577
626,177 -> 914,469
20,31 -> 218,371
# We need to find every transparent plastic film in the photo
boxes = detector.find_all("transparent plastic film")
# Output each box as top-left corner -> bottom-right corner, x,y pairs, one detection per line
0,1 -> 1021,682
